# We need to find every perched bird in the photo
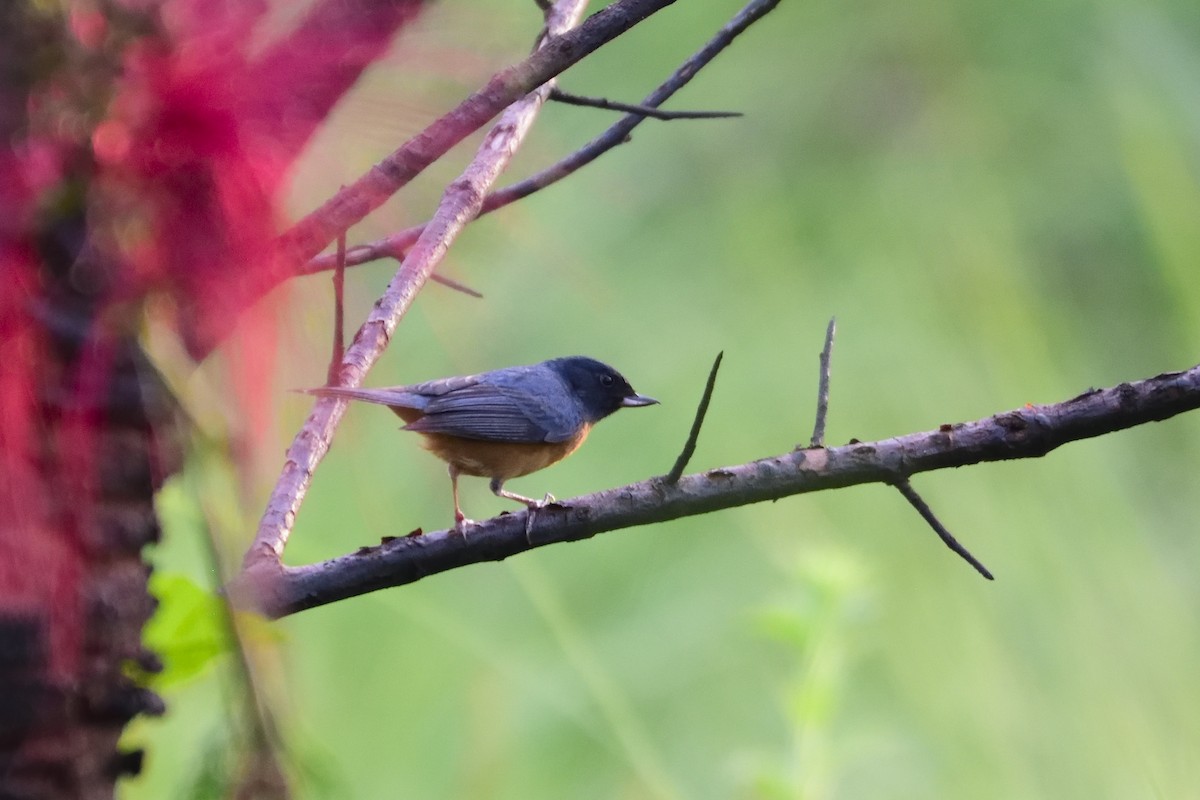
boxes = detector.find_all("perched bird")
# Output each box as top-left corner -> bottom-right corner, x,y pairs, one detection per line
305,356 -> 657,530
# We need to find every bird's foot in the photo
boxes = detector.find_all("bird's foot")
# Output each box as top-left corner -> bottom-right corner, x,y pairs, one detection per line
523,494 -> 560,544
454,514 -> 476,538
525,492 -> 556,511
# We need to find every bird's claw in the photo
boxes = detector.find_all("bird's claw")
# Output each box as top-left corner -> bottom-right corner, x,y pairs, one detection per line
526,492 -> 556,511
454,516 -> 476,537
523,493 -> 563,544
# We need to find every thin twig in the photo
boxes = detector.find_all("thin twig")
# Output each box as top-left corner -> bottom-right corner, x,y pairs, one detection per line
327,231 -> 346,385
430,273 -> 484,298
227,363 -> 1200,617
300,0 -> 784,277
664,351 -> 723,484
241,0 -> 590,572
550,87 -> 742,120
893,477 -> 993,580
349,233 -> 480,296
809,316 -> 836,447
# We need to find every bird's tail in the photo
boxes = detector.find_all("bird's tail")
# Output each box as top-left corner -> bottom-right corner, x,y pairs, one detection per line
299,385 -> 423,410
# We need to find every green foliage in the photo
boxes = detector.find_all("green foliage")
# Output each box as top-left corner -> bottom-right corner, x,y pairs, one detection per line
141,572 -> 231,688
743,549 -> 873,800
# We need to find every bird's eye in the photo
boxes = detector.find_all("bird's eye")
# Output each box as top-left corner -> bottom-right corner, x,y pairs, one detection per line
599,374 -> 614,387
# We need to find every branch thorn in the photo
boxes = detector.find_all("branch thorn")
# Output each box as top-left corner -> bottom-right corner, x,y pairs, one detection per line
327,230 -> 347,385
808,316 -> 836,447
894,477 -> 994,580
664,351 -> 723,484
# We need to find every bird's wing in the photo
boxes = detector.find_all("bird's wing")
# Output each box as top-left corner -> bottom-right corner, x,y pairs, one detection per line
304,373 -> 490,410
398,373 -> 484,398
405,372 -> 582,443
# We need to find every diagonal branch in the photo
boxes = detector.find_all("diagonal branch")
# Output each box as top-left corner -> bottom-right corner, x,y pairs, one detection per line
240,0 -> 590,574
300,0 -> 784,277
234,364 -> 1200,618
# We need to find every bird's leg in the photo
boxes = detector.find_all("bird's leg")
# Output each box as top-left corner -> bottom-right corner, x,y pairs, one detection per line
490,478 -> 556,545
450,466 -> 474,535
489,478 -> 554,510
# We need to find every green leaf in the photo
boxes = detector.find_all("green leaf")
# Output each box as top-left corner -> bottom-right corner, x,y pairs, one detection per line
142,572 -> 231,688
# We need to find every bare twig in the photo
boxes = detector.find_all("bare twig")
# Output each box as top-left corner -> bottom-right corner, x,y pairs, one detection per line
300,0 -> 784,277
232,364 -> 1200,618
327,231 -> 346,385
277,0 -> 678,271
430,273 -> 483,298
241,0 -> 590,573
664,351 -> 723,484
549,87 -> 742,120
893,477 -> 993,580
809,317 -> 836,447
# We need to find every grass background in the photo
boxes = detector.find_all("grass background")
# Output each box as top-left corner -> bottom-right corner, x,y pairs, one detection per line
126,0 -> 1200,797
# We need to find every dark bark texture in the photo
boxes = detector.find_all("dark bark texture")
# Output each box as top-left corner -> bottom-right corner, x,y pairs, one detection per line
0,8 -> 181,797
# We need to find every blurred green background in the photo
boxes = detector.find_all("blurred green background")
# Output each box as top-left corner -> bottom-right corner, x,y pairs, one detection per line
125,0 -> 1200,797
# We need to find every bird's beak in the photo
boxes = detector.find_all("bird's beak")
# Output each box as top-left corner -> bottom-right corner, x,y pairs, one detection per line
621,393 -> 659,408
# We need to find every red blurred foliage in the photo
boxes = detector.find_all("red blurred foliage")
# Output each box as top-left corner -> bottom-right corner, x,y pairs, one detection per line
96,0 -> 425,356
0,0 -> 424,670
0,0 -> 423,787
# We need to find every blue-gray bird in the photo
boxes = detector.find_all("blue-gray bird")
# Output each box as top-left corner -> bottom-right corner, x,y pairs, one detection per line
305,356 -> 657,529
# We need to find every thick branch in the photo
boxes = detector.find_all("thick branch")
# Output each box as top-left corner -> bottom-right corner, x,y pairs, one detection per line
239,364 -> 1200,618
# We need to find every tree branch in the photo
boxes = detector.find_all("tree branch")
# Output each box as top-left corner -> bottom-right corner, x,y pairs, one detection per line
234,364 -> 1200,618
277,0 -> 678,270
300,0 -> 784,277
240,0 -> 590,574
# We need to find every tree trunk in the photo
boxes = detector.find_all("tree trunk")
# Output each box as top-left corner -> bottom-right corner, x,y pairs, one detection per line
1,24 -> 183,788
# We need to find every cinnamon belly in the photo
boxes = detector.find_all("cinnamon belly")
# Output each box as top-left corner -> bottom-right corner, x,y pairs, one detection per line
415,426 -> 591,480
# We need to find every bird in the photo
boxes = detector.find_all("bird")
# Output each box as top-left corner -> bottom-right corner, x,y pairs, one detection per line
304,356 -> 658,531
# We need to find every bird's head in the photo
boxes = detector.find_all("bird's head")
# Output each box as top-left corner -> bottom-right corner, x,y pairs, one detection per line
548,356 -> 658,422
